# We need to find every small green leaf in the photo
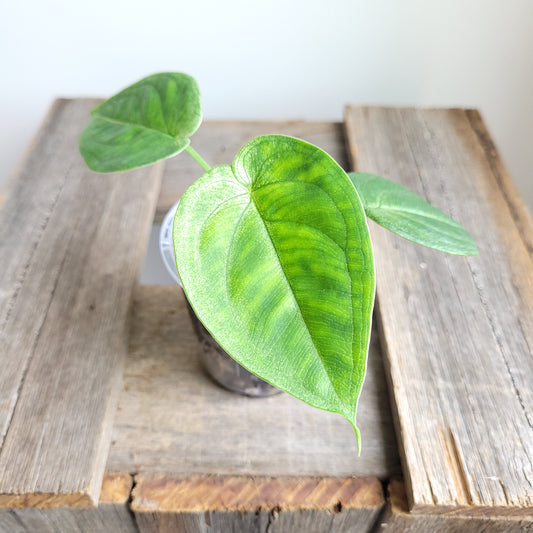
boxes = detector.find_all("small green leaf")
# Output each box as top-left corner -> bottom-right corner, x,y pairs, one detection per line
174,136 -> 375,451
349,172 -> 478,256
80,73 -> 202,172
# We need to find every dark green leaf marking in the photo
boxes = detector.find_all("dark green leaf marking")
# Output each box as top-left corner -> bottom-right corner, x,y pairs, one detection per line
79,73 -> 202,172
349,172 -> 478,256
174,136 -> 375,451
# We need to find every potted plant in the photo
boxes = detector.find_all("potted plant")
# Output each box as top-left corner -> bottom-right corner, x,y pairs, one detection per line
80,72 -> 477,453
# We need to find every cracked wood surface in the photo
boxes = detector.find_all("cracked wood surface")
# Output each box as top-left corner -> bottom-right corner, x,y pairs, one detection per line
0,99 -> 162,506
132,474 -> 384,533
378,478 -> 533,532
0,474 -> 137,532
344,106 -> 533,517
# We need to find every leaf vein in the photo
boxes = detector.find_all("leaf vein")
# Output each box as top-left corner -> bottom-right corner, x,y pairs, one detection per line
251,202 -> 349,413
91,113 -> 182,142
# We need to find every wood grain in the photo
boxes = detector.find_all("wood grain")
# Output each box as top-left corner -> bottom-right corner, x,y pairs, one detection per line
464,109 -> 533,256
132,473 -> 384,533
8,106 -> 531,528
155,120 -> 349,223
0,99 -> 163,506
106,285 -> 400,479
0,473 -> 137,533
377,478 -> 533,532
344,106 -> 533,517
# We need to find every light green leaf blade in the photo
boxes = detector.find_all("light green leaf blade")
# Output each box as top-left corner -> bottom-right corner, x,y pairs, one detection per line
174,136 -> 375,450
349,172 -> 478,256
80,72 -> 202,172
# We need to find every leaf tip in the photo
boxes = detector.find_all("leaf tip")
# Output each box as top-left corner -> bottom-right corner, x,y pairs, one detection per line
349,419 -> 362,456
450,237 -> 479,256
467,241 -> 480,256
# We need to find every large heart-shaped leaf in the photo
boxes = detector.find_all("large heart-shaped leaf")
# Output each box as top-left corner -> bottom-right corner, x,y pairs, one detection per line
174,136 -> 375,450
349,172 -> 478,255
80,73 -> 202,172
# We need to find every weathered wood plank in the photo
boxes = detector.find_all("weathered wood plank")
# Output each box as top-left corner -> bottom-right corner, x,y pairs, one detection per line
132,474 -> 384,533
0,473 -> 137,532
106,285 -> 400,479
0,99 -> 163,506
155,120 -> 349,223
377,478 -> 533,532
464,109 -> 533,256
344,106 -> 533,517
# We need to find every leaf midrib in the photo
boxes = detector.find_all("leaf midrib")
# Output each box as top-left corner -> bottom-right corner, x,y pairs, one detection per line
246,195 -> 350,414
92,112 -> 184,142
367,206 -> 470,239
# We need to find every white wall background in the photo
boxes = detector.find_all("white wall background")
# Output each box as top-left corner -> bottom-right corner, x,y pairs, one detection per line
1,0 -> 532,211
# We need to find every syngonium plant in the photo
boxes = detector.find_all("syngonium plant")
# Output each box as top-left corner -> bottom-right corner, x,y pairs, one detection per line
80,72 -> 477,452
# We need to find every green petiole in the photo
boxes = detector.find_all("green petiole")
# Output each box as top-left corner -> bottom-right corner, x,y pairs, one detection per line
185,145 -> 211,172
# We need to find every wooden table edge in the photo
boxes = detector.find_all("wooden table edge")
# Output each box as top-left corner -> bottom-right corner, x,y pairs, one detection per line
131,473 -> 385,513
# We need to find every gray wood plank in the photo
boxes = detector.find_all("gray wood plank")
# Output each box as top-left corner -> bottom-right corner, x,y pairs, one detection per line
132,474 -> 384,533
464,109 -> 533,256
344,106 -> 533,517
377,478 -> 533,532
0,99 -> 163,506
0,474 -> 137,532
106,286 -> 400,479
134,506 -> 381,533
155,120 -> 349,223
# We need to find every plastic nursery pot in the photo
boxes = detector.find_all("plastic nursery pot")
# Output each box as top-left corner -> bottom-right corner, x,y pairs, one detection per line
159,201 -> 282,398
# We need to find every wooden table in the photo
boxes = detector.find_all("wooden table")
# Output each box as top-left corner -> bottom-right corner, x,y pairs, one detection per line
0,101 -> 532,532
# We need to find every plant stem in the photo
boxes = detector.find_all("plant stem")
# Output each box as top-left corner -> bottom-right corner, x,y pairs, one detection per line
185,145 -> 211,172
